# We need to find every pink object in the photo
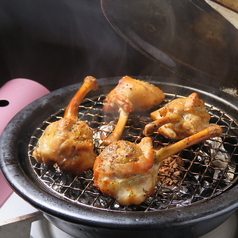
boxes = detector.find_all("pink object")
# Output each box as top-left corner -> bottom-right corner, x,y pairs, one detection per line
0,78 -> 50,206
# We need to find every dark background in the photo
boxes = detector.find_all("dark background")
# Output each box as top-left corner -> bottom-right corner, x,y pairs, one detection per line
0,0 -> 173,91
0,0 -> 237,93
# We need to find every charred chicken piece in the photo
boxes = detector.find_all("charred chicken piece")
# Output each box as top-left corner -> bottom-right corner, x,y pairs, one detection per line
143,93 -> 211,139
33,76 -> 98,175
102,76 -> 165,145
93,124 -> 222,205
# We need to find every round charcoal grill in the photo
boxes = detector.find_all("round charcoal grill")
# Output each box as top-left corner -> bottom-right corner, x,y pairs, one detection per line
1,76 -> 238,238
28,93 -> 238,212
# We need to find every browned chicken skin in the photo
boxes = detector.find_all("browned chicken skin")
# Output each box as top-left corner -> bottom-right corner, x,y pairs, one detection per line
143,93 -> 211,139
102,76 -> 165,145
94,124 -> 222,205
93,137 -> 157,205
32,76 -> 98,175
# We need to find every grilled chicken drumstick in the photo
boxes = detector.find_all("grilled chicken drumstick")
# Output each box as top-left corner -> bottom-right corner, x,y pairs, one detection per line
103,76 -> 165,145
143,93 -> 211,139
94,137 -> 157,205
93,124 -> 222,205
33,76 -> 98,175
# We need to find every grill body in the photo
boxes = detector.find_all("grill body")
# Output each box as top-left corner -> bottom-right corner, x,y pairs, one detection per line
44,210 -> 234,238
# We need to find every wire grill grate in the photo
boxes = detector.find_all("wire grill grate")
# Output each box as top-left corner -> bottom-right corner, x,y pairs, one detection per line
28,93 -> 238,212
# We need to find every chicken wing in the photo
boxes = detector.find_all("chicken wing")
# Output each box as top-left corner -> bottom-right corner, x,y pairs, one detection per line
32,76 -> 98,175
143,93 -> 211,139
103,76 -> 165,145
93,124 -> 222,205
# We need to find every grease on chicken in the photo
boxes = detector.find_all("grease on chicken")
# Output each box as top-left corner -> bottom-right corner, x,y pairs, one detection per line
32,76 -> 98,175
102,76 -> 165,145
144,93 -> 211,139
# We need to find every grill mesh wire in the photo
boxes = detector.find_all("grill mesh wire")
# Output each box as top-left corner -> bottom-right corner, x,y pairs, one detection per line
28,93 -> 238,211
